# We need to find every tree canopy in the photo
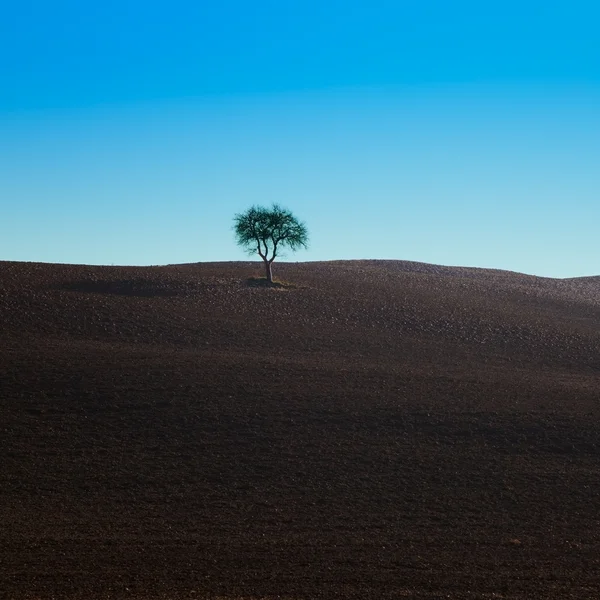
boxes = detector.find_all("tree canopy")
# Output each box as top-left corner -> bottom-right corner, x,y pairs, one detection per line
233,204 -> 308,283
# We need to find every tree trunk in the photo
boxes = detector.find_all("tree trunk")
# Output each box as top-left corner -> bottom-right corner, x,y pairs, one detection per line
265,260 -> 273,283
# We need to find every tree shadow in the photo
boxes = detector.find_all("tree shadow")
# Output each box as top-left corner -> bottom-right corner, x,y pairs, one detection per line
244,277 -> 296,289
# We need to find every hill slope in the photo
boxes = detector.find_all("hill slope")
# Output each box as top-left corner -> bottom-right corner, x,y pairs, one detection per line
2,260 -> 600,599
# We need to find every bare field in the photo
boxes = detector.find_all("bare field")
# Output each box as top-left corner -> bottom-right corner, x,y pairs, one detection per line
1,259 -> 600,599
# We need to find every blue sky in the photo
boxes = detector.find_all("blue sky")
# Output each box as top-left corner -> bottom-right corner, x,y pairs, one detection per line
1,0 -> 599,277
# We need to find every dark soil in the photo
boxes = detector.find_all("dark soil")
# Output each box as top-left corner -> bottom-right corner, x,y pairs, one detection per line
2,259 -> 600,599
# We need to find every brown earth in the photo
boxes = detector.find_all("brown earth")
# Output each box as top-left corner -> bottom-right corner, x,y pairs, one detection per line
1,259 -> 600,599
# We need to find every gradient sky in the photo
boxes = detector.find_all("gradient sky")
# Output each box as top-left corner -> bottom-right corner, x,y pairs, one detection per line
1,0 -> 599,277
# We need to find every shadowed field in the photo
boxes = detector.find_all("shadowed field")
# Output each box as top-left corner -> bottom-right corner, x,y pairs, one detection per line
2,259 -> 600,599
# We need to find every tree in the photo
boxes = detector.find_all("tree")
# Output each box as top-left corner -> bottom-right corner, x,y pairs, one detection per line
233,204 -> 309,283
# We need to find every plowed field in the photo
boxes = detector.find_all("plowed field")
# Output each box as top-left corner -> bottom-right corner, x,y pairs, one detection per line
2,260 -> 600,599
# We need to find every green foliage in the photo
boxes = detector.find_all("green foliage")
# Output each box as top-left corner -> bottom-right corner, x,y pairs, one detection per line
233,204 -> 309,263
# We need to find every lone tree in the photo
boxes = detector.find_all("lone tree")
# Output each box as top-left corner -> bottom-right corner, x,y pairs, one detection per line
234,204 -> 309,283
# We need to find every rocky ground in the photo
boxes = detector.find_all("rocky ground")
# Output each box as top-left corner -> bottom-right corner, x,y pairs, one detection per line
1,259 -> 600,599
